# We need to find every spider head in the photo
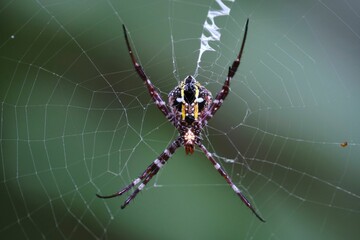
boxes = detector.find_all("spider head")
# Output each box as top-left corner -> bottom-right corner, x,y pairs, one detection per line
168,76 -> 212,124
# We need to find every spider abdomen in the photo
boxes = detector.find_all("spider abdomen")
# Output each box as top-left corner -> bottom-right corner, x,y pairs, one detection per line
168,76 -> 212,125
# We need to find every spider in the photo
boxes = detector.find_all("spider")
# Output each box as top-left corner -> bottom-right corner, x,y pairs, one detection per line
96,19 -> 265,222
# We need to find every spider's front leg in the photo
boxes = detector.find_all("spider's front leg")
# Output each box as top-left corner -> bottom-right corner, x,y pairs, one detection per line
96,138 -> 182,208
197,142 -> 265,222
122,25 -> 174,124
201,19 -> 249,124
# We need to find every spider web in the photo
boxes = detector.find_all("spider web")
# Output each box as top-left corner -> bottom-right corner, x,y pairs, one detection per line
1,0 -> 360,239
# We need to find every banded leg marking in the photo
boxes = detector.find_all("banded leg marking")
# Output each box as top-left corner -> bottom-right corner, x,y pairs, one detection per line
197,142 -> 265,222
202,19 -> 249,123
97,138 -> 182,208
122,25 -> 173,122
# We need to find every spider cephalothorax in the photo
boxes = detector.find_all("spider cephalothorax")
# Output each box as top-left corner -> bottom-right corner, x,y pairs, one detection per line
96,19 -> 265,222
169,75 -> 212,124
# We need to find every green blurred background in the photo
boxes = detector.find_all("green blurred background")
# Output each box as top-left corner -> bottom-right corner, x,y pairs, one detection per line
1,0 -> 360,239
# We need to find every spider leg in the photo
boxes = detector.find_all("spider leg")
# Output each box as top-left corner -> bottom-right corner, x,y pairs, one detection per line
122,25 -> 174,123
197,142 -> 265,222
96,138 -> 182,208
95,163 -> 157,199
121,167 -> 159,209
201,19 -> 249,124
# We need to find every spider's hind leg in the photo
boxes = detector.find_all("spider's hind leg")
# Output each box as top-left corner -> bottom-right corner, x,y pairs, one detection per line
95,168 -> 154,200
120,139 -> 181,208
96,138 -> 182,208
197,142 -> 265,222
120,168 -> 157,209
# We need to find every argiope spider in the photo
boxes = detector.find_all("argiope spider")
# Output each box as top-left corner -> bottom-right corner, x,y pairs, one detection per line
96,19 -> 265,222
